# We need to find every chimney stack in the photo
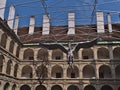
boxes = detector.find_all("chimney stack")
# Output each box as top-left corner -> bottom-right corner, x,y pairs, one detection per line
96,11 -> 105,33
42,14 -> 50,35
107,13 -> 112,33
0,0 -> 7,19
67,12 -> 75,35
13,14 -> 19,35
7,5 -> 15,29
28,16 -> 35,34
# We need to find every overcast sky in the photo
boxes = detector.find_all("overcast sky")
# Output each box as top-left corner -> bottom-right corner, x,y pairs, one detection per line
5,0 -> 120,27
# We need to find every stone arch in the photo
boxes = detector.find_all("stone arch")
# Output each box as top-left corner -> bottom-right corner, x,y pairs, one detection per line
20,85 -> 31,90
4,82 -> 10,90
14,64 -> 18,77
84,85 -> 96,90
98,47 -> 109,59
52,49 -> 63,60
9,40 -> 15,53
37,49 -> 48,60
0,55 -> 4,72
82,48 -> 94,59
83,65 -> 95,78
35,85 -> 46,90
99,65 -> 112,78
16,46 -> 20,58
67,85 -> 79,90
51,65 -> 63,78
0,33 -> 7,48
12,84 -> 17,90
67,65 -> 79,78
6,60 -> 12,75
113,47 -> 120,59
51,85 -> 62,90
21,65 -> 33,78
115,64 -> 120,78
101,85 -> 113,90
23,48 -> 34,60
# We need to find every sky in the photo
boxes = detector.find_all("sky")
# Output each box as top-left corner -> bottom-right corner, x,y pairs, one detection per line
4,0 -> 120,27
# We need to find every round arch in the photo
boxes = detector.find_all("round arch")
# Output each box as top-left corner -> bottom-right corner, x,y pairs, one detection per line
37,49 -> 48,60
101,85 -> 113,90
20,85 -> 31,90
84,85 -> 96,90
83,65 -> 95,78
67,65 -> 79,78
82,48 -> 94,59
23,49 -> 34,60
51,85 -> 62,90
0,33 -> 7,48
35,85 -> 46,90
113,47 -> 120,59
97,47 -> 109,59
6,60 -> 12,75
4,83 -> 10,90
51,65 -> 63,78
67,85 -> 79,90
99,65 -> 112,78
21,65 -> 33,78
12,84 -> 17,90
52,49 -> 63,60
0,55 -> 4,72
115,64 -> 120,78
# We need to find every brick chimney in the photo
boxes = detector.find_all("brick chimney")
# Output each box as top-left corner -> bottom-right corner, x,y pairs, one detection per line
107,13 -> 112,33
28,16 -> 35,34
13,14 -> 19,35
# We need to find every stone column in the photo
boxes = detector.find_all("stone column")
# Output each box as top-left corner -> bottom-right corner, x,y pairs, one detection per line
34,49 -> 38,61
48,65 -> 51,78
10,62 -> 15,76
17,65 -> 22,78
0,30 -> 3,42
78,49 -> 82,60
93,46 -> 98,60
6,37 -> 11,50
111,65 -> 115,79
109,46 -> 113,60
13,43 -> 18,56
2,57 -> 8,74
63,64 -> 67,79
95,66 -> 99,79
48,50 -> 52,60
0,81 -> 5,90
79,64 -> 83,79
107,13 -> 112,33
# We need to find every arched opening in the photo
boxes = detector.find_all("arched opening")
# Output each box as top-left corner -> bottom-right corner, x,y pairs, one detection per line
67,85 -> 79,90
37,49 -> 48,60
16,46 -> 20,58
4,83 -> 10,90
84,85 -> 96,90
67,65 -> 79,78
82,48 -> 93,59
23,49 -> 34,60
0,55 -> 4,72
51,65 -> 63,78
20,85 -> 31,90
52,49 -> 63,60
12,84 -> 16,90
83,65 -> 95,78
101,85 -> 113,90
0,33 -> 7,48
9,40 -> 15,53
99,65 -> 112,78
14,64 -> 18,77
115,64 -> 120,78
21,65 -> 33,78
6,60 -> 12,75
51,85 -> 62,90
98,48 -> 109,59
113,47 -> 120,59
35,85 -> 46,90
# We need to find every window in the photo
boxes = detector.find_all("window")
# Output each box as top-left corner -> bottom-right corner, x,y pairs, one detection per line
56,73 -> 61,78
71,73 -> 75,78
83,56 -> 89,59
29,57 -> 34,60
55,56 -> 61,60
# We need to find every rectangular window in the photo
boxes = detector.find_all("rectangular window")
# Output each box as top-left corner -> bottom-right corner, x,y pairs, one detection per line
56,73 -> 61,78
71,73 -> 75,78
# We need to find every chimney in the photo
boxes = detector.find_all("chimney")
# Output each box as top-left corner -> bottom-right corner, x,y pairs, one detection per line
107,13 -> 112,33
42,14 -> 50,35
7,5 -> 15,29
67,12 -> 75,35
96,11 -> 105,33
28,16 -> 35,34
0,0 -> 7,19
13,14 -> 19,35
